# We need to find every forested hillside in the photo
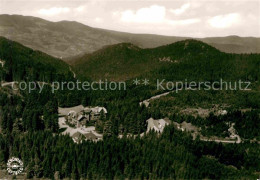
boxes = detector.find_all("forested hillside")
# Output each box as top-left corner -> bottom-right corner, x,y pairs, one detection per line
150,40 -> 260,82
72,39 -> 260,82
0,37 -> 74,82
71,43 -> 162,81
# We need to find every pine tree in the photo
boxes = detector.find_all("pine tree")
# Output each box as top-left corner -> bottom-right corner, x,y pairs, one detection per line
103,120 -> 113,137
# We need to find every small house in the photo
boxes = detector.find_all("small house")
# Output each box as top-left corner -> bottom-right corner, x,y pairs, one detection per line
146,118 -> 170,133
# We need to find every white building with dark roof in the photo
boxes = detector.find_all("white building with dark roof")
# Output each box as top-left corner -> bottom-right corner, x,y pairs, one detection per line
146,118 -> 170,133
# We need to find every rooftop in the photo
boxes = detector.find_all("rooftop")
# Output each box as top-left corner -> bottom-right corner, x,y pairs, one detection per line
58,105 -> 84,116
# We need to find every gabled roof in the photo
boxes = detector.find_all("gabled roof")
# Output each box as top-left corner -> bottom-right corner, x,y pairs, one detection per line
84,106 -> 107,114
77,115 -> 85,121
96,107 -> 107,114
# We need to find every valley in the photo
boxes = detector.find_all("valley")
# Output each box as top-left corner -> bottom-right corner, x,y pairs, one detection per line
0,18 -> 259,179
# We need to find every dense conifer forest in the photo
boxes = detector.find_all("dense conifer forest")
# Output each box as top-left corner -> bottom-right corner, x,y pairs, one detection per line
0,37 -> 259,179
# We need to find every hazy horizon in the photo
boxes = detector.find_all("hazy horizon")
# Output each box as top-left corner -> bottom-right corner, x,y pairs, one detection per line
1,13 -> 260,38
0,0 -> 259,38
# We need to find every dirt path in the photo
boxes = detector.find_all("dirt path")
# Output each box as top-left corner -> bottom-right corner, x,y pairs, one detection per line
140,91 -> 170,107
200,138 -> 241,144
69,66 -> 76,79
1,81 -> 17,87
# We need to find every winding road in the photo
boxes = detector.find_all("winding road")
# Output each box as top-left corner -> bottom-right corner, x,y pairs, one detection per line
140,91 -> 171,107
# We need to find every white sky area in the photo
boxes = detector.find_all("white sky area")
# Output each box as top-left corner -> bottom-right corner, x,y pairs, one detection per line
0,0 -> 259,37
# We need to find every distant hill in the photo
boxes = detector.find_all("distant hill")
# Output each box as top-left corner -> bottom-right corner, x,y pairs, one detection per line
71,43 -> 160,81
71,39 -> 260,81
0,37 -> 73,82
0,14 -> 259,60
201,36 -> 260,54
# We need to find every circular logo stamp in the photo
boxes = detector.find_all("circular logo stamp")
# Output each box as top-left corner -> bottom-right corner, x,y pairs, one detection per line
7,157 -> 24,175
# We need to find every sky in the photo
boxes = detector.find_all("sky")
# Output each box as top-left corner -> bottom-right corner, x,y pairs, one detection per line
0,0 -> 259,37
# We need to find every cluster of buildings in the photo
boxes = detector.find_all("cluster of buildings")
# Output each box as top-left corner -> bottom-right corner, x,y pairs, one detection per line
58,105 -> 107,143
58,105 -> 197,142
59,105 -> 107,128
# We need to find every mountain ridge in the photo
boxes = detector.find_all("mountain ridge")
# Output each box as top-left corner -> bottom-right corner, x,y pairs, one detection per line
71,39 -> 239,81
0,14 -> 259,60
